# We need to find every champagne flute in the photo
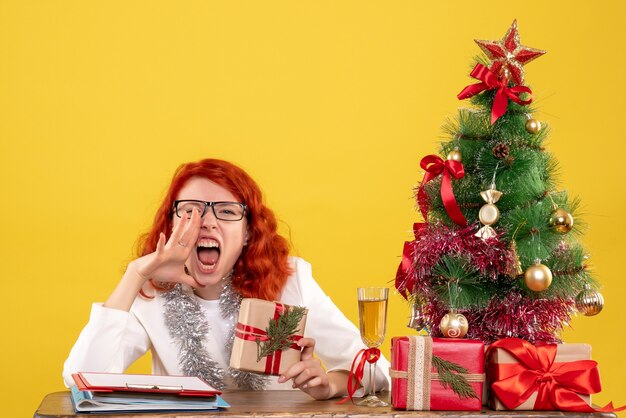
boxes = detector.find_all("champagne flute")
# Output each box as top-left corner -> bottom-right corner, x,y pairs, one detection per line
356,287 -> 389,407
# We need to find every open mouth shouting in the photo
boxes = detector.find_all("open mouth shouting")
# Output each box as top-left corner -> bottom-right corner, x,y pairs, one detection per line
196,238 -> 220,273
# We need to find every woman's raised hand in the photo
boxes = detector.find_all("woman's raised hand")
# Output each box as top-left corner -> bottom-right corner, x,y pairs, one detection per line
104,209 -> 203,311
132,208 -> 204,288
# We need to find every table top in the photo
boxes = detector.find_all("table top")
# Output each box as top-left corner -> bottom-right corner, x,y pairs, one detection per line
34,390 -> 617,418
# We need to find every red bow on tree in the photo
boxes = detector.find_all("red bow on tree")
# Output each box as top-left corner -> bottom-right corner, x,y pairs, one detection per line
457,63 -> 533,125
417,155 -> 467,227
394,223 -> 427,299
488,338 -> 625,413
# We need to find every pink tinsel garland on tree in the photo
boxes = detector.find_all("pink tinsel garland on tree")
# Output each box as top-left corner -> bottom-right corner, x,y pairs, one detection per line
398,222 -> 574,343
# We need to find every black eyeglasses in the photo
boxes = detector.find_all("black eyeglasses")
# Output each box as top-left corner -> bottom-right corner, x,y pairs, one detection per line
173,200 -> 247,221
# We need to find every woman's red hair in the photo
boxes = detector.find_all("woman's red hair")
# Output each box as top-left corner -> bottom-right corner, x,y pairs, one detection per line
136,159 -> 291,300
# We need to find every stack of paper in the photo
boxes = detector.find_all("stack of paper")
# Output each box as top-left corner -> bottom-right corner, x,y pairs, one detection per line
70,372 -> 229,413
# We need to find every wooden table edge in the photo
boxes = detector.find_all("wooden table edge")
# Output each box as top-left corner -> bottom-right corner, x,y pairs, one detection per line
34,391 -> 617,418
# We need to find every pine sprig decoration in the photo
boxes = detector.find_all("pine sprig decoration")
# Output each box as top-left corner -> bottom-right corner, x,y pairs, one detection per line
431,355 -> 479,400
432,254 -> 491,309
256,306 -> 306,361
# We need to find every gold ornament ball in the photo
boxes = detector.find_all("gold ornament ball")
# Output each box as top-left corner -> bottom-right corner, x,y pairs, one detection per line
447,149 -> 462,162
439,311 -> 468,338
525,118 -> 542,134
524,263 -> 553,292
549,208 -> 574,234
575,287 -> 604,316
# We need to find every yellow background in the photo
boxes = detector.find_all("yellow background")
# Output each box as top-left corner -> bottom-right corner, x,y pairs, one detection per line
1,1 -> 624,416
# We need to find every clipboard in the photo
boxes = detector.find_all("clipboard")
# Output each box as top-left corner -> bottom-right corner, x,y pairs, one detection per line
72,372 -> 221,397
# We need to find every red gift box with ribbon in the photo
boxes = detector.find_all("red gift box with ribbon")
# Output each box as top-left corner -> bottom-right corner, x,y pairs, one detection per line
229,298 -> 307,376
390,336 -> 484,410
487,338 -> 625,413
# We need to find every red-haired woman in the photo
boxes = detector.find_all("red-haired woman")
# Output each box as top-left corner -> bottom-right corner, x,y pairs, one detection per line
63,159 -> 390,400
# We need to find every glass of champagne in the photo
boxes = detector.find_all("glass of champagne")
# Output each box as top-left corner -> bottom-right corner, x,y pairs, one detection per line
356,287 -> 389,407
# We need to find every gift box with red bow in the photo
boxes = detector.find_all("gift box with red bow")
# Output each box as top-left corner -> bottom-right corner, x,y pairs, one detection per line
390,336 -> 484,410
229,298 -> 307,376
487,338 -> 624,413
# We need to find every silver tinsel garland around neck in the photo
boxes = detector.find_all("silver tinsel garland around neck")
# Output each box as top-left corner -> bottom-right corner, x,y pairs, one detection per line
163,279 -> 268,390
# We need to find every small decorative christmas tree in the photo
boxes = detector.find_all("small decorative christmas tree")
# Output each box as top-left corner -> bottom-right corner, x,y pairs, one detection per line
396,20 -> 604,344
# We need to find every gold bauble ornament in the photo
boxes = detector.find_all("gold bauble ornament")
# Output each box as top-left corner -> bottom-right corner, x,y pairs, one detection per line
524,262 -> 553,292
575,285 -> 604,316
549,208 -> 574,234
447,148 -> 462,162
439,311 -> 468,338
525,118 -> 541,134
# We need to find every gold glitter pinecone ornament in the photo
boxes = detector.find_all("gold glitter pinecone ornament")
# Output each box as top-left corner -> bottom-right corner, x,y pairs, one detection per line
507,241 -> 524,278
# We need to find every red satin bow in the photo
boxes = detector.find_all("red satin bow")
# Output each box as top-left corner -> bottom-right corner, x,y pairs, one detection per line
394,223 -> 427,299
338,347 -> 381,404
457,63 -> 533,125
417,155 -> 467,227
488,338 -> 625,412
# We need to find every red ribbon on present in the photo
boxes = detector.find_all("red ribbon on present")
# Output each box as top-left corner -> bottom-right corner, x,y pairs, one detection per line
417,155 -> 467,227
338,347 -> 381,404
234,303 -> 302,375
488,338 -> 626,412
457,63 -> 533,125
395,223 -> 427,299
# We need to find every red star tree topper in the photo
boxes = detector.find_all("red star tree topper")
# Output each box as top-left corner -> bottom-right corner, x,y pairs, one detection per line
475,19 -> 546,85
